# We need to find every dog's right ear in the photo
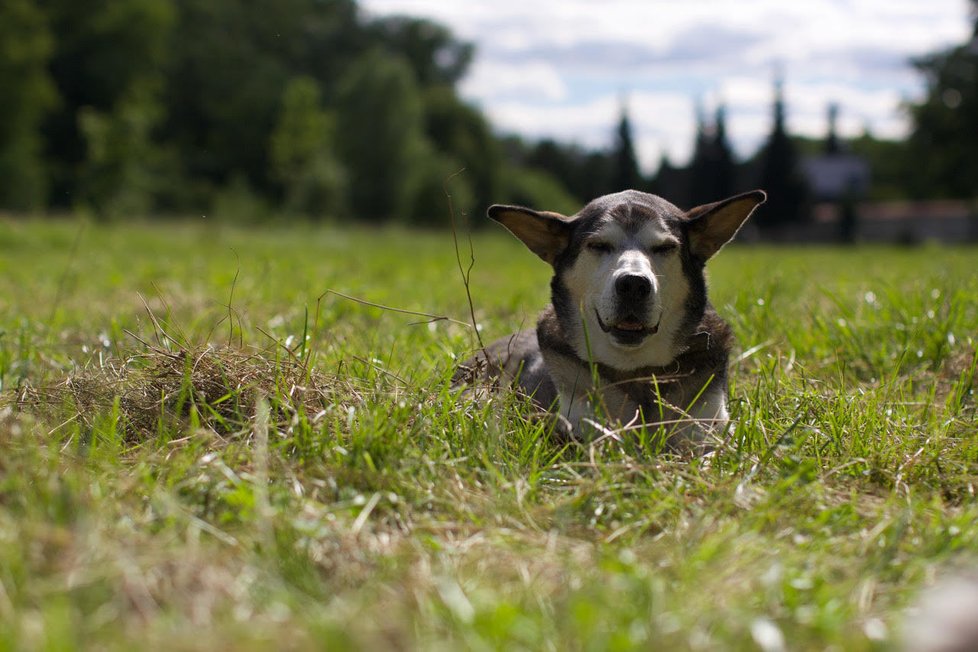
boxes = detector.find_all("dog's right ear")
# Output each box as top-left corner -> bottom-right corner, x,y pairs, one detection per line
487,205 -> 573,265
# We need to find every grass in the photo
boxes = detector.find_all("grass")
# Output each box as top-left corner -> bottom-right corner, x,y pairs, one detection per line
0,215 -> 976,650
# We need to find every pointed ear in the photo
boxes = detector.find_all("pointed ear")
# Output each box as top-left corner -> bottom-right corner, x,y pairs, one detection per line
686,190 -> 766,260
487,204 -> 573,265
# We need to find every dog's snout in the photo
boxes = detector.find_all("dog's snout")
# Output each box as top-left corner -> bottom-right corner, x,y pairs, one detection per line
615,274 -> 652,302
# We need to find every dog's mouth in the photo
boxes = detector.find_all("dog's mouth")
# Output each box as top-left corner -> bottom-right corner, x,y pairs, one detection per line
594,309 -> 659,346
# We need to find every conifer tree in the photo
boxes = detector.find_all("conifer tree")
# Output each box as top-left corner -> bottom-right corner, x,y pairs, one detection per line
712,104 -> 735,200
689,102 -> 735,205
610,106 -> 643,191
757,76 -> 808,229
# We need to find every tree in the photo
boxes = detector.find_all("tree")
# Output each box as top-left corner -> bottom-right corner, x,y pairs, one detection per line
77,80 -> 175,217
824,103 -> 842,155
0,0 -> 57,210
335,51 -> 432,221
579,151 -> 614,201
650,154 -> 689,204
688,103 -> 735,206
39,0 -> 175,212
849,130 -> 911,200
161,0 -> 290,200
687,103 -> 714,206
756,76 -> 808,229
158,0 -> 369,210
0,0 -> 512,218
610,107 -> 643,191
422,86 -> 501,219
403,145 -> 475,225
369,16 -> 473,88
269,77 -> 347,218
499,166 -> 579,217
712,105 -> 735,201
906,3 -> 978,199
521,139 -> 606,204
526,139 -> 577,193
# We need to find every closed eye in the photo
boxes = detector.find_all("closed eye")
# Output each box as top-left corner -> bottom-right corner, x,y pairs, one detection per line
586,241 -> 613,254
650,242 -> 678,255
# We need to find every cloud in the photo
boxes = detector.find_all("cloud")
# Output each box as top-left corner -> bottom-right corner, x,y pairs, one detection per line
361,0 -> 971,164
487,40 -> 669,69
460,59 -> 569,103
661,24 -> 769,67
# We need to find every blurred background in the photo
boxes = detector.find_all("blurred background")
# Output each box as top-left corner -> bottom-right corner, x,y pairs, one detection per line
1,0 -> 976,242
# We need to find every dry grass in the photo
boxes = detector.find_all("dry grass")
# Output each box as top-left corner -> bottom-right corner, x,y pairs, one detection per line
18,334 -> 359,444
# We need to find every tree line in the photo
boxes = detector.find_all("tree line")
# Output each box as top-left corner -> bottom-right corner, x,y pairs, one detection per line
1,0 -> 976,225
0,0 -> 513,223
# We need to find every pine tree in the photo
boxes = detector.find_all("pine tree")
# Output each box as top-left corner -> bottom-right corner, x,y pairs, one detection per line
712,104 -> 735,200
688,102 -> 735,205
610,106 -> 642,192
825,103 -> 842,155
688,101 -> 714,205
651,153 -> 688,204
757,76 -> 808,229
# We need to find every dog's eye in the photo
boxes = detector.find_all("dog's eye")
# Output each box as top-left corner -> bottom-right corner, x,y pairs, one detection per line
586,241 -> 613,254
651,242 -> 678,255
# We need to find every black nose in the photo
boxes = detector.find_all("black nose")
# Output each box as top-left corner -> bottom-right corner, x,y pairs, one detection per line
615,274 -> 652,302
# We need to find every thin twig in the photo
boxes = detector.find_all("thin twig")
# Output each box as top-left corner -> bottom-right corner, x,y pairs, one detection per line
444,168 -> 486,352
303,293 -> 328,379
319,289 -> 470,327
227,250 -> 241,348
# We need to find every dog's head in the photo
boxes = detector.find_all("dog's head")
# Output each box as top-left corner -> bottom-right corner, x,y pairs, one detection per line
489,189 -> 765,370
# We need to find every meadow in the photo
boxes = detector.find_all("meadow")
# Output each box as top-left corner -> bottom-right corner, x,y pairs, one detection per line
0,216 -> 975,650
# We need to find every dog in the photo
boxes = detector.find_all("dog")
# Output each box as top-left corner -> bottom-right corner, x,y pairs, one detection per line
454,188 -> 766,449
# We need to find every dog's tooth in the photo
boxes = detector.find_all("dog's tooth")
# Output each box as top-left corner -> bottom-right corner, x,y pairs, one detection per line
616,321 -> 644,331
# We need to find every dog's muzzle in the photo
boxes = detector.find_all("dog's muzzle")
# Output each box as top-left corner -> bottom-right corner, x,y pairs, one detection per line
594,308 -> 659,347
591,273 -> 658,346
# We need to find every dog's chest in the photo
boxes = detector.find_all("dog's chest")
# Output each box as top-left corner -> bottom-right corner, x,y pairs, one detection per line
543,350 -> 690,425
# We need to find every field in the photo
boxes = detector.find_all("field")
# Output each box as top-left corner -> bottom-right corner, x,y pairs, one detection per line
0,216 -> 976,650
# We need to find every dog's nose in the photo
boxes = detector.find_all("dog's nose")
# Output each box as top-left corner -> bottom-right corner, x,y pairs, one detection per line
615,274 -> 652,302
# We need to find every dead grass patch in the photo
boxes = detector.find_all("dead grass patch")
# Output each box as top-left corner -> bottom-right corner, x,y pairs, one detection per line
17,340 -> 360,443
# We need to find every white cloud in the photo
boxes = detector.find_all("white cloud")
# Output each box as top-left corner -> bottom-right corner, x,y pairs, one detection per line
484,95 -> 620,145
460,59 -> 569,103
361,0 -> 971,165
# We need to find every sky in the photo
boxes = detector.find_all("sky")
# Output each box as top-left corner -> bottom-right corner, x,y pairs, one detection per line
359,0 -> 972,173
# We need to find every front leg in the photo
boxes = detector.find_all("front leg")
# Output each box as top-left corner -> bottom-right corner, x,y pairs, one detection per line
557,389 -> 594,437
663,383 -> 729,452
557,382 -> 644,441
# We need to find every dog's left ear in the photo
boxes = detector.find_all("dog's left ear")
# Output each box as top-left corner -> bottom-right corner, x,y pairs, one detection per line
487,204 -> 573,265
685,190 -> 766,260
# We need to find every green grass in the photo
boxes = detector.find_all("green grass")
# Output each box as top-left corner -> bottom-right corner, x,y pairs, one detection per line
0,215 -> 976,650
